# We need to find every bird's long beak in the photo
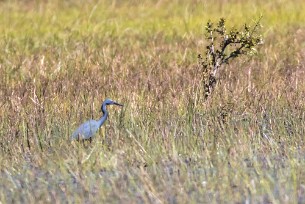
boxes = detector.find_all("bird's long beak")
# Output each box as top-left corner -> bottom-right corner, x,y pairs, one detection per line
113,102 -> 123,106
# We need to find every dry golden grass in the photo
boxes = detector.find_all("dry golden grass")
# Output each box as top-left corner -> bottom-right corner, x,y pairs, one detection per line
0,0 -> 305,203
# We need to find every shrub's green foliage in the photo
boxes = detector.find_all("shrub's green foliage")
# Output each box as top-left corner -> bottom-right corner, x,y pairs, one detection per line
199,17 -> 263,99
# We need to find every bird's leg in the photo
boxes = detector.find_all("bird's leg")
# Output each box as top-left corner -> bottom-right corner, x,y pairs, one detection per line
89,137 -> 92,144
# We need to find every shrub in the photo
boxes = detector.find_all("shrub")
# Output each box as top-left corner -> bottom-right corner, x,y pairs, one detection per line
198,17 -> 263,99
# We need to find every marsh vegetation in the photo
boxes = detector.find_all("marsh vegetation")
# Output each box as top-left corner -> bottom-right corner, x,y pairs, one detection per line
0,0 -> 305,203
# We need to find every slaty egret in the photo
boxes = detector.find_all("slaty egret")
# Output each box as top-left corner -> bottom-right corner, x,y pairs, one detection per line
71,99 -> 123,141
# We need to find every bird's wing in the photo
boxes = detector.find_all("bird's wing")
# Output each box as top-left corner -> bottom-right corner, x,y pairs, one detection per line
71,120 -> 99,140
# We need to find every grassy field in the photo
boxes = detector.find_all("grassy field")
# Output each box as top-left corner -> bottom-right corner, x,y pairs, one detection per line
0,0 -> 305,203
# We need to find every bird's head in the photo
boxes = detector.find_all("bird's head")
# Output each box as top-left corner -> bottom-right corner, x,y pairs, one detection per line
102,98 -> 123,108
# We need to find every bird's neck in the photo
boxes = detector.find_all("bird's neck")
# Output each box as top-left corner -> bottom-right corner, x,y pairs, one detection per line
98,104 -> 108,127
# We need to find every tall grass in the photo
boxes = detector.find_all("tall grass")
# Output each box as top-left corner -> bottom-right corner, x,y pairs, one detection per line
0,0 -> 305,203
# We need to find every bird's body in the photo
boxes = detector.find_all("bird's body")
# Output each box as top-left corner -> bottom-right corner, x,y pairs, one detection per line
71,119 -> 104,140
71,99 -> 123,141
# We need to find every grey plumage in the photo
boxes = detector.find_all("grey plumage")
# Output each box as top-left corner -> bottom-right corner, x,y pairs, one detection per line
71,99 -> 123,140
